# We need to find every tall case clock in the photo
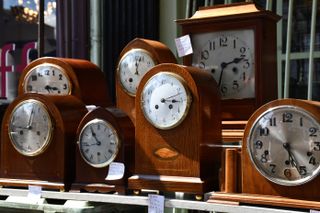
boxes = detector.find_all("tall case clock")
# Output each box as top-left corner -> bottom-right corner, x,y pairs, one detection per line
176,2 -> 280,121
128,63 -> 222,196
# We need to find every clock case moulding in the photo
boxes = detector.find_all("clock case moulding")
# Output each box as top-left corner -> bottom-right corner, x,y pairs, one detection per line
0,93 -> 88,191
128,63 -> 222,196
72,107 -> 135,194
115,38 -> 177,125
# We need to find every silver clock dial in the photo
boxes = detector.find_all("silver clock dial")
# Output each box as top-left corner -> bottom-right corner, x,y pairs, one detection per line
24,63 -> 71,95
79,119 -> 120,168
141,72 -> 191,129
9,99 -> 53,156
118,49 -> 156,96
192,29 -> 255,99
248,105 -> 320,186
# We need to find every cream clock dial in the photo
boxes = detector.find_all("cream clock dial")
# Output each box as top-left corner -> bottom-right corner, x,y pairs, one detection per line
248,105 -> 320,186
192,29 -> 255,99
141,72 -> 192,129
9,99 -> 53,156
118,49 -> 156,96
23,63 -> 71,95
78,119 -> 120,168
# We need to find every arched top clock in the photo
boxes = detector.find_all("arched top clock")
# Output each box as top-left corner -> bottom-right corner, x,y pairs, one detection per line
18,57 -> 112,107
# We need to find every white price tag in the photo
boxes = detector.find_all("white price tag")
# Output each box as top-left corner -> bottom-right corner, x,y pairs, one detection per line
310,210 -> 320,213
175,34 -> 193,57
148,194 -> 164,213
27,185 -> 42,200
105,162 -> 125,180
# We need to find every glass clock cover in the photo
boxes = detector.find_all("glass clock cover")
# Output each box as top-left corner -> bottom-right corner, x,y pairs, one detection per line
248,105 -> 320,186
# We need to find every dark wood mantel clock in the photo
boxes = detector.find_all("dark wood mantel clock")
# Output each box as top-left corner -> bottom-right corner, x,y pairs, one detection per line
210,99 -> 320,210
72,106 -> 134,194
0,93 -> 88,191
116,38 -> 177,124
176,2 -> 280,122
18,57 -> 112,107
128,63 -> 222,197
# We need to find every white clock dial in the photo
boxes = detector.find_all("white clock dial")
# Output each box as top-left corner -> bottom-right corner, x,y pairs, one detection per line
118,49 -> 156,96
79,119 -> 120,168
141,72 -> 192,129
248,105 -> 320,186
23,63 -> 71,95
192,29 -> 255,99
9,99 -> 53,156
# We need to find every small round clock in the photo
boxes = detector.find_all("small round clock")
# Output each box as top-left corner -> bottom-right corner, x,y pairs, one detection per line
19,57 -> 111,107
78,118 -> 120,168
141,72 -> 192,129
116,38 -> 177,124
8,99 -> 53,156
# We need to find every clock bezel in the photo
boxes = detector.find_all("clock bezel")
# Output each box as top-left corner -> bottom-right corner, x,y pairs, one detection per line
140,71 -> 192,130
78,118 -> 120,168
8,99 -> 54,157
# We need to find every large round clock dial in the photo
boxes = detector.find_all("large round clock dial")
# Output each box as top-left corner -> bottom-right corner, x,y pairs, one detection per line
23,63 -> 71,95
192,29 -> 255,99
141,72 -> 192,129
8,99 -> 53,156
78,118 -> 120,168
247,104 -> 320,186
117,48 -> 157,96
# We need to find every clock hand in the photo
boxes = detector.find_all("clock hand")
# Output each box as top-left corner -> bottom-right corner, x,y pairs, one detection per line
283,143 -> 300,172
90,126 -> 101,146
26,105 -> 35,129
218,57 -> 244,86
45,85 -> 52,93
134,58 -> 140,75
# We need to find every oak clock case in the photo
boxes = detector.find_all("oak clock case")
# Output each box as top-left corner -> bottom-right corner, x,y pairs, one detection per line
116,38 -> 177,124
0,93 -> 88,191
176,2 -> 280,121
72,107 -> 134,194
18,57 -> 112,107
128,63 -> 222,195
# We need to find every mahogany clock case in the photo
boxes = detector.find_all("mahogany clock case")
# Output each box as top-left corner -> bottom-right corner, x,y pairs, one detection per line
242,99 -> 320,201
18,57 -> 112,107
129,63 -> 222,195
0,93 -> 88,191
115,38 -> 177,124
176,2 -> 281,121
73,107 -> 135,193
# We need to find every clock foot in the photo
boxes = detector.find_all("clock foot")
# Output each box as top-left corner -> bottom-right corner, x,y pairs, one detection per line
133,190 -> 141,195
195,194 -> 203,201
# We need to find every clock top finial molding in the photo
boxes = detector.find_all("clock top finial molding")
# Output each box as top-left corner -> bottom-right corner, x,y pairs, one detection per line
176,2 -> 281,121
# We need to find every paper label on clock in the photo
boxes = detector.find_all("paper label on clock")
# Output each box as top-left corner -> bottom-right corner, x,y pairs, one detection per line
105,162 -> 125,180
310,210 -> 320,213
175,34 -> 193,57
148,194 -> 164,213
27,185 -> 42,200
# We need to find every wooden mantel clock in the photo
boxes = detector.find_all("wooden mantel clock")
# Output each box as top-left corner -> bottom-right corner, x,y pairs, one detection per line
176,2 -> 280,121
210,99 -> 320,210
128,63 -> 222,197
72,106 -> 134,194
0,93 -> 88,191
18,57 -> 112,107
116,38 -> 177,124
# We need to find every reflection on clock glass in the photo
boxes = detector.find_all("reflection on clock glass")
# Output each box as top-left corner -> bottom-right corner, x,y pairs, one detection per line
24,63 -> 71,95
248,105 -> 320,186
191,29 -> 255,100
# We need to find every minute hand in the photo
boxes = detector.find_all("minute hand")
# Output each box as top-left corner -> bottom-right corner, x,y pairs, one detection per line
218,57 -> 244,86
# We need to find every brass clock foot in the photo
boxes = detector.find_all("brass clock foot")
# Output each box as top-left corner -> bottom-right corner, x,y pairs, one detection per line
133,190 -> 140,195
195,194 -> 203,201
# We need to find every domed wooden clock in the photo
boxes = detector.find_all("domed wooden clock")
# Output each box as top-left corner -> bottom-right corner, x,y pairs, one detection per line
72,107 -> 134,194
18,57 -> 112,107
176,2 -> 280,121
116,38 -> 177,124
211,99 -> 320,209
0,93 -> 88,191
128,63 -> 222,196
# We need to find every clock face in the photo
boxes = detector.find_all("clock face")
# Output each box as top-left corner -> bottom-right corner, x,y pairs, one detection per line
191,29 -> 255,99
9,99 -> 53,156
247,105 -> 320,186
118,49 -> 157,96
78,119 -> 120,168
23,63 -> 71,95
141,72 -> 192,129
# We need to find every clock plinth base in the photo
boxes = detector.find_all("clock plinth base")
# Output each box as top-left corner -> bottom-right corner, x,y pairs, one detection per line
128,175 -> 217,195
208,192 -> 320,210
0,178 -> 68,191
71,183 -> 126,194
